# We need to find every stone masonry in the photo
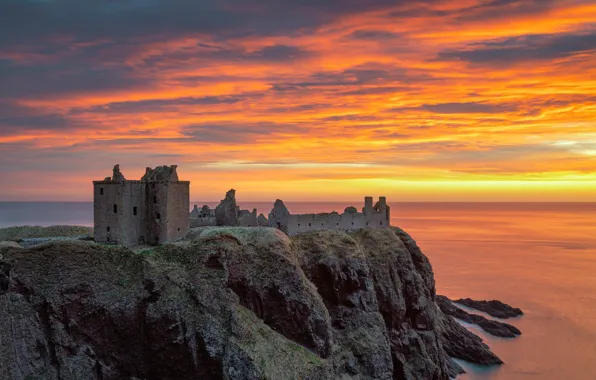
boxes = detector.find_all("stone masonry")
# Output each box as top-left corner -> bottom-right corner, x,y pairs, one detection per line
93,165 -> 190,246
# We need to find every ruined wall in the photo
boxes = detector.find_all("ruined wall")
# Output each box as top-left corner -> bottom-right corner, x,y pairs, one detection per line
189,217 -> 217,228
272,197 -> 391,236
286,212 -> 369,235
238,209 -> 258,227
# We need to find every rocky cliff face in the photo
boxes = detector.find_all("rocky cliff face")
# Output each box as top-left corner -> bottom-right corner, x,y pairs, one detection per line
0,227 -> 501,380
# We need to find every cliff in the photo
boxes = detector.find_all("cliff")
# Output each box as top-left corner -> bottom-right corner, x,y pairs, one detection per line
0,227 -> 502,380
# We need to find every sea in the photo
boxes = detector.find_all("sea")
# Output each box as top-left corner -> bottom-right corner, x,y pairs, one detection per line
1,201 -> 595,379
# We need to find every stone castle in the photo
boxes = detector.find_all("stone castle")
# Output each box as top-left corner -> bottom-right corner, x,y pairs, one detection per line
93,165 -> 189,245
94,165 -> 390,245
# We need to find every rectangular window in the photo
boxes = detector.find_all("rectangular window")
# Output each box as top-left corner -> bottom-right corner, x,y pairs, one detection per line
156,213 -> 161,220
100,188 -> 104,195
133,206 -> 137,216
153,196 -> 157,203
107,226 -> 110,232
113,204 -> 117,213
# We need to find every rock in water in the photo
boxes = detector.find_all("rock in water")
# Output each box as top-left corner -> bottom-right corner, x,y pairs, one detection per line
0,227 -> 502,380
437,295 -> 521,338
454,298 -> 523,319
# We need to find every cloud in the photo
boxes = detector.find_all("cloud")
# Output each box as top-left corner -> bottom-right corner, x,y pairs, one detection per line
437,30 -> 596,64
180,122 -> 294,143
418,102 -> 517,114
74,94 -> 255,114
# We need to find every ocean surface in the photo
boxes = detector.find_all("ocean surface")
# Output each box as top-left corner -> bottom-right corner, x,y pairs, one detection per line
1,201 -> 595,379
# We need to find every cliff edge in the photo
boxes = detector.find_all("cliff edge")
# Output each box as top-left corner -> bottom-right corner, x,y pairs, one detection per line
0,227 -> 501,380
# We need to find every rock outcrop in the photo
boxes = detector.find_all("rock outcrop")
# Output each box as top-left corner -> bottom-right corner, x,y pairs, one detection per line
454,298 -> 523,319
437,296 -> 521,338
0,227 -> 504,380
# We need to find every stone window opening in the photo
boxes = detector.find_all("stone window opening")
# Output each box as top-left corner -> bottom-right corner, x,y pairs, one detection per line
100,188 -> 104,195
380,221 -> 383,226
298,224 -> 300,227
107,226 -> 110,232
153,196 -> 157,203
133,206 -> 137,216
178,227 -> 181,231
308,223 -> 311,227
351,222 -> 354,225
156,213 -> 161,220
366,222 -> 369,226
113,204 -> 117,214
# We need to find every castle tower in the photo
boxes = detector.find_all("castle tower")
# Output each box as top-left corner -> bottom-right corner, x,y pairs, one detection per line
93,165 -> 190,246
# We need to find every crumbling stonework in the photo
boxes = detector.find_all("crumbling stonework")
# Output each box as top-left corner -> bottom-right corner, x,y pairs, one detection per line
93,165 -> 190,246
270,197 -> 390,235
192,190 -> 259,227
268,199 -> 291,233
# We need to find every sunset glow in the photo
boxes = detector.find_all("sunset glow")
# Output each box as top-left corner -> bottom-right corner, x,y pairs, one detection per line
1,0 -> 595,201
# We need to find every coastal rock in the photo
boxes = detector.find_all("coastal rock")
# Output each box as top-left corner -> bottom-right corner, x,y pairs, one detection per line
454,298 -> 523,319
437,295 -> 521,337
0,226 -> 502,380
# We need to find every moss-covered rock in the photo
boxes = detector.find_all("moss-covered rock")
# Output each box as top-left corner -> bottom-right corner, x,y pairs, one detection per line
0,226 -> 500,380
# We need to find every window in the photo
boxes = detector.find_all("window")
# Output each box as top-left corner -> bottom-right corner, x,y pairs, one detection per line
308,223 -> 311,227
298,224 -> 300,227
100,188 -> 104,195
133,206 -> 137,216
156,213 -> 161,220
177,227 -> 181,231
352,222 -> 354,225
153,196 -> 157,203
113,204 -> 117,213
366,222 -> 369,226
336,223 -> 339,226
380,221 -> 383,226
107,226 -> 110,232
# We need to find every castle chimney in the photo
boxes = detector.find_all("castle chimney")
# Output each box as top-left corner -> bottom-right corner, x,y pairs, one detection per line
364,196 -> 373,214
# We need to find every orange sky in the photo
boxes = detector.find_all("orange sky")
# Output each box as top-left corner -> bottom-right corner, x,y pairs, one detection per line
0,0 -> 595,201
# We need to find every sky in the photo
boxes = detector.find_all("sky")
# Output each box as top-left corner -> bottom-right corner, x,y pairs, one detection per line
0,0 -> 595,202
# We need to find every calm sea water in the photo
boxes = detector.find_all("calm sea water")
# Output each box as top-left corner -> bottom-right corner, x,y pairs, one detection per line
1,201 -> 595,379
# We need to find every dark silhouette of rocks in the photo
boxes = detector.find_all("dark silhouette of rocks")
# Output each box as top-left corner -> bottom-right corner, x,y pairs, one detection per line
454,298 -> 523,319
437,295 -> 521,338
0,227 -> 505,379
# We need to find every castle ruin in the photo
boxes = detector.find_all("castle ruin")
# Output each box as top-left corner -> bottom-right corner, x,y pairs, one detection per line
189,191 -> 390,235
268,196 -> 390,235
93,165 -> 190,246
93,164 -> 389,245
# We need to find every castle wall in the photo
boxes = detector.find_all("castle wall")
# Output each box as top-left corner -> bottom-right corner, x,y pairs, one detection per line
281,197 -> 390,236
146,182 -> 170,245
238,209 -> 258,227
120,182 -> 146,246
190,217 -> 217,228
166,182 -> 190,242
93,182 -> 123,244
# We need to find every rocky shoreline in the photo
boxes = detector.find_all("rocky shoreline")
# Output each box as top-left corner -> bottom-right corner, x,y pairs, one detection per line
0,225 -> 522,380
